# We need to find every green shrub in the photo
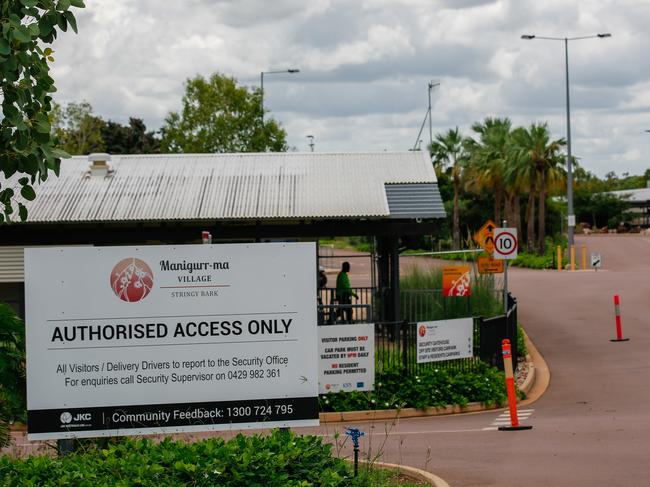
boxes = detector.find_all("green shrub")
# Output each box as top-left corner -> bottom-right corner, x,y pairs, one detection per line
0,303 -> 26,423
320,362 -> 507,412
517,323 -> 528,357
0,430 -> 353,487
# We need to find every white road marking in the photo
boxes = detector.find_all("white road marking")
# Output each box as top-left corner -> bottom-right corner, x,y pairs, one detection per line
489,408 -> 535,428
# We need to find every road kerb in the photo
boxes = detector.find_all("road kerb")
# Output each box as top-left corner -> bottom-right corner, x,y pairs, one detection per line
356,460 -> 450,487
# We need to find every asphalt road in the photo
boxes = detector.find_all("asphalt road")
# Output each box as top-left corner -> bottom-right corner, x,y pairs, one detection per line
319,234 -> 650,486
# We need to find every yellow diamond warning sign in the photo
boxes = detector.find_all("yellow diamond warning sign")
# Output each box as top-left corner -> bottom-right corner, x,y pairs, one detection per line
473,220 -> 496,254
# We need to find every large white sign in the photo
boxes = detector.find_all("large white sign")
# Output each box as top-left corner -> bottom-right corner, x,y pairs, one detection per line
416,318 -> 474,363
25,243 -> 319,440
318,324 -> 374,394
493,228 -> 518,260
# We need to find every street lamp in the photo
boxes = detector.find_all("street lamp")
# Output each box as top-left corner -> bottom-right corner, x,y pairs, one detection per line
521,33 -> 611,249
306,134 -> 315,152
260,69 -> 300,125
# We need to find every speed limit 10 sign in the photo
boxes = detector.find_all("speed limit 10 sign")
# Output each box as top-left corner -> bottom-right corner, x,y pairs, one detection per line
493,228 -> 518,260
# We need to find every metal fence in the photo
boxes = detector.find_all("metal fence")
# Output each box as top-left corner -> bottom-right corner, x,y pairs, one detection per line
317,288 -> 519,375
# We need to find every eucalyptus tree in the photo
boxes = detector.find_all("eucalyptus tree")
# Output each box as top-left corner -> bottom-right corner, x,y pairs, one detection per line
161,73 -> 288,153
430,127 -> 468,250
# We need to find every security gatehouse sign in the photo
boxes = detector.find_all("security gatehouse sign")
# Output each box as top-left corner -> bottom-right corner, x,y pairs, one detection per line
25,243 -> 319,440
416,318 -> 473,363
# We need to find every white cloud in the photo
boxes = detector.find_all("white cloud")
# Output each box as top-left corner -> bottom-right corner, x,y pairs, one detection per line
48,0 -> 650,176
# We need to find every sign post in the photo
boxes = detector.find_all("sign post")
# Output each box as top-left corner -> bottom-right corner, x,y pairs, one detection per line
25,243 -> 319,440
591,252 -> 602,271
493,225 -> 518,314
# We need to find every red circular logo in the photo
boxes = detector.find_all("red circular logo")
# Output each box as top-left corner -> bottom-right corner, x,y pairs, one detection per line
419,325 -> 427,337
110,258 -> 154,302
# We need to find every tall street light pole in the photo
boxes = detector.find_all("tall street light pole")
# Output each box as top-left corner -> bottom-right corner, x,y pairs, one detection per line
260,69 -> 300,125
521,33 -> 611,249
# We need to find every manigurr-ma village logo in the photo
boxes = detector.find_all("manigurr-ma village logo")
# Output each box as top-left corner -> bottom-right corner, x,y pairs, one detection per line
110,257 -> 231,303
110,258 -> 154,302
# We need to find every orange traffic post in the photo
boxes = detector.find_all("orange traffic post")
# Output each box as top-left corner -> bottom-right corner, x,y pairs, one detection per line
611,295 -> 630,342
581,245 -> 587,270
498,339 -> 532,431
570,245 -> 575,271
557,245 -> 562,271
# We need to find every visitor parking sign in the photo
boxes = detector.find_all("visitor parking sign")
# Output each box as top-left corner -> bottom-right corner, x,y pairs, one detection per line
25,243 -> 319,440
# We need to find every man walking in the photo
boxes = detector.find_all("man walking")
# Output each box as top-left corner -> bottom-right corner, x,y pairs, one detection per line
336,261 -> 357,323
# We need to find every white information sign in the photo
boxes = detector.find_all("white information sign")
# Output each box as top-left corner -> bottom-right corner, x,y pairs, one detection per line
591,252 -> 602,268
318,324 -> 374,394
25,243 -> 319,440
493,228 -> 518,260
416,318 -> 473,363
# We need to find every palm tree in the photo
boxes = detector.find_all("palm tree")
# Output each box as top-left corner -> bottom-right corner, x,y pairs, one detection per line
512,123 -> 566,253
430,128 -> 468,250
468,118 -> 514,225
511,127 -> 539,252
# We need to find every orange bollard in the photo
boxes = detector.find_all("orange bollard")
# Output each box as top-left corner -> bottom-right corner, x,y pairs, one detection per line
499,339 -> 533,431
611,295 -> 630,342
581,245 -> 587,270
570,245 -> 575,271
557,246 -> 562,272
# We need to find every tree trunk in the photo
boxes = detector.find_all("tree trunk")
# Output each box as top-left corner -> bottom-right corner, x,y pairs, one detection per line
514,196 -> 522,242
526,190 -> 536,252
504,194 -> 513,227
494,186 -> 503,224
537,169 -> 547,255
452,178 -> 460,250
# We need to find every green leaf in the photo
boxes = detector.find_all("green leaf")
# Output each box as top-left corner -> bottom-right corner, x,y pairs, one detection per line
63,11 -> 77,33
70,0 -> 86,7
58,0 -> 71,10
57,14 -> 68,32
18,203 -> 28,222
28,23 -> 40,37
21,185 -> 36,201
18,177 -> 29,185
20,0 -> 39,6
50,148 -> 70,159
12,26 -> 33,43
0,39 -> 10,56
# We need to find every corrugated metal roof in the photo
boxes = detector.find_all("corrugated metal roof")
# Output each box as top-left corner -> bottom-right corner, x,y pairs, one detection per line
385,183 -> 446,219
609,187 -> 650,203
0,247 -> 24,283
2,151 -> 442,223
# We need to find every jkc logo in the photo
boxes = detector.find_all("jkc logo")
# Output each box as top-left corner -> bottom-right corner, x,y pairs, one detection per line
60,412 -> 91,424
418,325 -> 427,338
110,258 -> 154,302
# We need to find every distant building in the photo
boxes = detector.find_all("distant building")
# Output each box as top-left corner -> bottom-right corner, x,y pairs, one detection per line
608,181 -> 650,227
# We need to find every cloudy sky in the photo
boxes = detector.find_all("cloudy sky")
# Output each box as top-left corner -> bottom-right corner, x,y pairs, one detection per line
51,0 -> 650,177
